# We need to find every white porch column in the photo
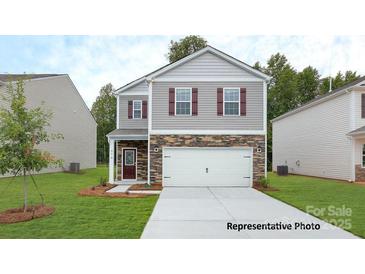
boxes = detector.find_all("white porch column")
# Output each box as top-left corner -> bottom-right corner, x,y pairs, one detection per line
109,138 -> 115,183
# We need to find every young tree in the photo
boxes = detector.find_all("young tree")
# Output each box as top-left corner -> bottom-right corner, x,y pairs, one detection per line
0,80 -> 63,211
167,35 -> 208,63
91,83 -> 116,163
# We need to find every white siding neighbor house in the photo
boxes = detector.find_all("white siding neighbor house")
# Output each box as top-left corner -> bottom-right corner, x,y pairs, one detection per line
272,76 -> 365,182
107,46 -> 271,187
0,74 -> 97,175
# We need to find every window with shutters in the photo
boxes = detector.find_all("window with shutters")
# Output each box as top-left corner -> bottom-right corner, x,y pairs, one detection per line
223,88 -> 240,116
175,88 -> 192,115
133,100 -> 142,119
362,144 -> 365,168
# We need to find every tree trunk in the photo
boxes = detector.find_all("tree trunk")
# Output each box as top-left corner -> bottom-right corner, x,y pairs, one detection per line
23,169 -> 28,212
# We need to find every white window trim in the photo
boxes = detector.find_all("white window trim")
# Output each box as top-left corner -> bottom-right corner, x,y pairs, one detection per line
223,87 -> 240,116
175,87 -> 192,116
362,144 -> 365,168
132,100 -> 142,119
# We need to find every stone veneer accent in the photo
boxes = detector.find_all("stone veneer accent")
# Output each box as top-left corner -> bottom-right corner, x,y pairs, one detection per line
355,165 -> 365,182
117,140 -> 147,181
149,134 -> 265,184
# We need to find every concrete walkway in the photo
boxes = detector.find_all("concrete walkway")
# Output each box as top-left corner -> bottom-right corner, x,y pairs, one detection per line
106,185 -> 129,193
141,187 -> 357,239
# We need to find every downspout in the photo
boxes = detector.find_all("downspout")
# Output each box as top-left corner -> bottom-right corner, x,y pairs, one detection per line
348,88 -> 356,182
147,78 -> 153,185
264,79 -> 269,178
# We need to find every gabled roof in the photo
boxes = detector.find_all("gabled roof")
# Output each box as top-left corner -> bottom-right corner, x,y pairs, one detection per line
272,76 -> 365,123
115,45 -> 271,94
0,74 -> 65,82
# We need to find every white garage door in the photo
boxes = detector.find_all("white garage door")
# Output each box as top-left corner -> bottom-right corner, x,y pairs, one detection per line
162,147 -> 252,187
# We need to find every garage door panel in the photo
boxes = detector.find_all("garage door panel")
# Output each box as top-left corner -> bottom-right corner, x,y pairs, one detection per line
163,148 -> 252,187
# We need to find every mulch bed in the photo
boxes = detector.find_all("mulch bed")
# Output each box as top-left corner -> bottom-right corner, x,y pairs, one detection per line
0,205 -> 55,224
253,184 -> 279,191
78,184 -> 148,198
128,183 -> 162,191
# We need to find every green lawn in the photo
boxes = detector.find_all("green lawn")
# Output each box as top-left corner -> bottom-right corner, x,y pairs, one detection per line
266,172 -> 365,238
0,166 -> 158,239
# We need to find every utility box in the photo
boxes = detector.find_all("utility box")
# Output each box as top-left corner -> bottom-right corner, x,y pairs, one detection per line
277,165 -> 288,176
69,162 -> 80,173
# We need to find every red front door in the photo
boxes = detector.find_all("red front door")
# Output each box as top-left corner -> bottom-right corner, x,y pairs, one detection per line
123,149 -> 136,180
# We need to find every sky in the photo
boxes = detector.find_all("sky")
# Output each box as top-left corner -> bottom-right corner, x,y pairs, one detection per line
0,35 -> 364,108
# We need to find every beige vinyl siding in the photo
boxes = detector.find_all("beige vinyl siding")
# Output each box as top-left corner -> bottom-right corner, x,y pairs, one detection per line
272,92 -> 352,181
119,95 -> 148,129
0,84 -> 10,109
1,76 -> 97,176
157,52 -> 256,80
152,81 -> 264,130
122,80 -> 148,94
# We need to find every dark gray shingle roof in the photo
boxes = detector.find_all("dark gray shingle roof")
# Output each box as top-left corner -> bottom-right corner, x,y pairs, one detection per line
0,74 -> 65,82
272,76 -> 365,122
107,128 -> 148,137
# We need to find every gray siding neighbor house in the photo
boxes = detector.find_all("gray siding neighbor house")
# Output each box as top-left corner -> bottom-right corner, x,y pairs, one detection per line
107,46 -> 270,187
0,74 -> 97,175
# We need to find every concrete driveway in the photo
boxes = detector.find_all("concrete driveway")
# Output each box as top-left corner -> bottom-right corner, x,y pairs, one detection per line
141,187 -> 357,239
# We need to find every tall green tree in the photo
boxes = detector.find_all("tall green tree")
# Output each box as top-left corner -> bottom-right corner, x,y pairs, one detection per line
167,35 -> 208,63
0,80 -> 63,211
319,70 -> 361,94
263,53 -> 299,120
255,53 -> 298,170
297,66 -> 320,104
91,83 -> 116,163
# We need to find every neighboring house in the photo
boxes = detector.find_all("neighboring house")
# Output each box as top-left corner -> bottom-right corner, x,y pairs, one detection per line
107,46 -> 270,187
272,76 -> 365,182
0,74 -> 97,175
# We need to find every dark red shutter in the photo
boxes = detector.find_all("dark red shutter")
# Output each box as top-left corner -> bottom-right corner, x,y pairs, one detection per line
169,88 -> 175,116
240,88 -> 247,116
128,101 -> 133,119
217,88 -> 223,116
362,94 -> 365,118
142,100 -> 147,119
192,88 -> 198,116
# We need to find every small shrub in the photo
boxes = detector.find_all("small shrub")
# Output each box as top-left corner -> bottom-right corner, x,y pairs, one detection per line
99,177 -> 107,187
259,177 -> 269,188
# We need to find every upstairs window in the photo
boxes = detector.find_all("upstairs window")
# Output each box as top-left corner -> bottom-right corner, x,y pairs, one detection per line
175,88 -> 192,115
224,88 -> 240,116
133,100 -> 142,119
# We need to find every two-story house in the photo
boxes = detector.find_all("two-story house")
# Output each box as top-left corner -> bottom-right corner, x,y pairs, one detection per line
107,46 -> 270,187
272,76 -> 365,182
0,74 -> 97,176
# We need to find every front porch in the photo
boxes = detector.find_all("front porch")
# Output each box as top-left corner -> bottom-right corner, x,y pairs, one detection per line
348,126 -> 365,182
107,129 -> 148,184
